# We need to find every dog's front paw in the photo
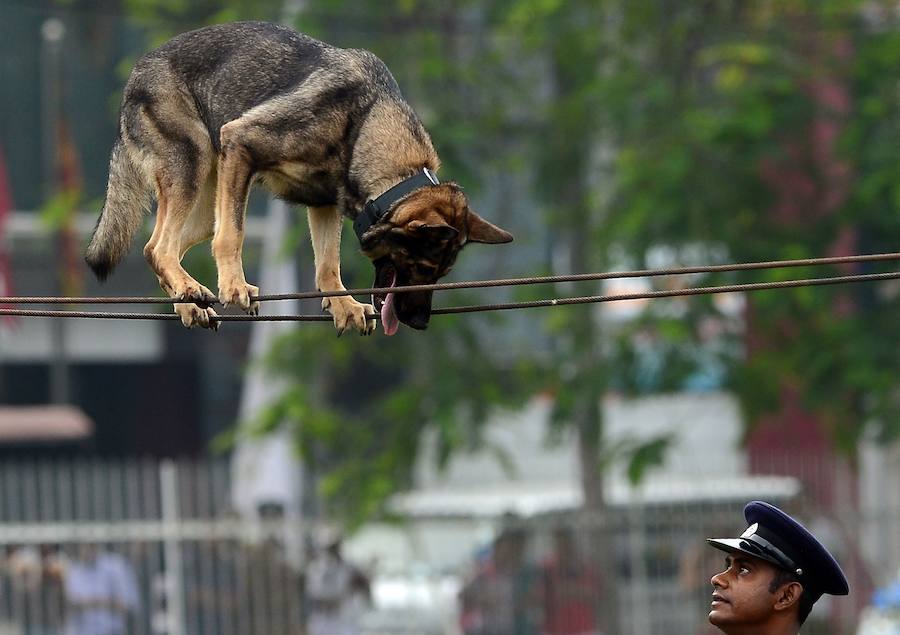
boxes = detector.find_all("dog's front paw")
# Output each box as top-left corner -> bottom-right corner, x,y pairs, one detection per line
218,279 -> 260,315
175,303 -> 219,331
322,296 -> 376,336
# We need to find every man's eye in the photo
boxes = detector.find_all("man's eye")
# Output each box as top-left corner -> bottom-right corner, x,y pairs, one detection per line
739,566 -> 750,574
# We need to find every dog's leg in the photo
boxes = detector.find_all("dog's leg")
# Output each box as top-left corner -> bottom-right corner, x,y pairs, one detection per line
308,205 -> 376,335
144,174 -> 218,329
179,174 -> 217,260
173,176 -> 219,328
212,121 -> 259,315
120,64 -> 218,329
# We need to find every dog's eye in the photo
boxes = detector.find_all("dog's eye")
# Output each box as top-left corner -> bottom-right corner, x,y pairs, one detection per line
414,264 -> 437,278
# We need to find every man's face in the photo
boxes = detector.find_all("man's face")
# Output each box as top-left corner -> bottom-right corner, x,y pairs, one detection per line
709,553 -> 780,631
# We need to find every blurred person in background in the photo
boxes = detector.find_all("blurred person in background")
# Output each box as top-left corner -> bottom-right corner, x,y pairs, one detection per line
244,502 -> 306,633
305,528 -> 370,635
2,544 -> 66,635
183,536 -> 244,635
62,544 -> 138,635
459,526 -> 541,635
540,528 -> 602,635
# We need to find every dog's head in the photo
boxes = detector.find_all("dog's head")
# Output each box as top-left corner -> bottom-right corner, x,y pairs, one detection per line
359,183 -> 512,334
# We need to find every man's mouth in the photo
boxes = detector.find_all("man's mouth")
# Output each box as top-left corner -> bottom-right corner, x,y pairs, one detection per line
711,592 -> 729,606
373,263 -> 399,336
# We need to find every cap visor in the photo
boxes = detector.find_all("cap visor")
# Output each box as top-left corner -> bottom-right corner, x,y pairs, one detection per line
706,538 -> 784,569
707,538 -> 743,553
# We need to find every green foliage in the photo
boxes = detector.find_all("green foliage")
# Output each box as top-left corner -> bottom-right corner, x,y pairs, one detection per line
123,0 -> 284,44
39,190 -> 82,229
625,435 -> 675,486
593,432 -> 675,486
599,1 -> 899,448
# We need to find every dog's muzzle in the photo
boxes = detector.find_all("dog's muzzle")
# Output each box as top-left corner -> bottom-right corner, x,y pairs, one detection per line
371,259 -> 433,334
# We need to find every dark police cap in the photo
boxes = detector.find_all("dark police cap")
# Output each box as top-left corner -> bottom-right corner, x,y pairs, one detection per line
707,501 -> 849,598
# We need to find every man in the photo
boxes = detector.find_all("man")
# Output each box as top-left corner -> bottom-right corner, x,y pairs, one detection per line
305,528 -> 370,635
541,528 -> 602,635
706,500 -> 849,635
63,544 -> 139,635
459,527 -> 541,635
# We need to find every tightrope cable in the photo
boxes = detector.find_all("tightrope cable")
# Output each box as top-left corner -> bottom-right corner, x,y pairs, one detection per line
0,251 -> 897,305
1,270 -> 896,322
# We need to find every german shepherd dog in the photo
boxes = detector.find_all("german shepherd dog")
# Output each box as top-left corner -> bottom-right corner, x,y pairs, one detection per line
85,21 -> 512,335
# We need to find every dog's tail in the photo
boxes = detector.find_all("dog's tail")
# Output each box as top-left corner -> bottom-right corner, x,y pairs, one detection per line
85,137 -> 151,281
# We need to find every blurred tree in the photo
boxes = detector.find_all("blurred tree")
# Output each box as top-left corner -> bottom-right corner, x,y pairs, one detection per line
597,0 -> 900,450
120,0 -> 284,45
118,0 -> 899,530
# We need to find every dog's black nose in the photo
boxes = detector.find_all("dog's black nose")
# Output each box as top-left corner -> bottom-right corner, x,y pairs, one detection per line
397,291 -> 433,330
404,310 -> 431,330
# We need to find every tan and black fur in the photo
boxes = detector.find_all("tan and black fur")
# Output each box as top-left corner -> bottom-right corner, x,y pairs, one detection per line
85,21 -> 512,334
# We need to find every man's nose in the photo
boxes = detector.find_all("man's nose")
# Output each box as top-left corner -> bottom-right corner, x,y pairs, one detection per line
711,571 -> 727,588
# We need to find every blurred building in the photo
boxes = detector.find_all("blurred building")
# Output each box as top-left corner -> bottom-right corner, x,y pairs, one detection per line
0,2 -> 253,458
0,209 -> 264,457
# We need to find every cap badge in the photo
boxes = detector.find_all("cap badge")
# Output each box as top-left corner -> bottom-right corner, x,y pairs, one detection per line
741,523 -> 759,539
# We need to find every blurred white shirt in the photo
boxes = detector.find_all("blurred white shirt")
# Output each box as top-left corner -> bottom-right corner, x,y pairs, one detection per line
306,551 -> 362,635
64,552 -> 139,635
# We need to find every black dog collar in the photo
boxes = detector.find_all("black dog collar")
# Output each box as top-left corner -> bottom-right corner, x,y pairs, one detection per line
353,168 -> 440,243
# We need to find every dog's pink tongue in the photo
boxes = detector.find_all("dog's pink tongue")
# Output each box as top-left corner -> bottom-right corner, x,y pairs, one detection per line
381,274 -> 400,336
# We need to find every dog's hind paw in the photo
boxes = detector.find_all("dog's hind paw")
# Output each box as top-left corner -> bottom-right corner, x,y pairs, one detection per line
175,303 -> 219,331
322,296 -> 376,336
165,279 -> 217,308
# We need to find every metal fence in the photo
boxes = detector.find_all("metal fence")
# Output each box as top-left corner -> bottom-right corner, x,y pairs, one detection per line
476,504 -> 849,635
0,458 -> 304,635
0,455 -> 894,635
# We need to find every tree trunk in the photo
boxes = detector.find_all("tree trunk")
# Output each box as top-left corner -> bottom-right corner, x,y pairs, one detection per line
564,177 -> 619,632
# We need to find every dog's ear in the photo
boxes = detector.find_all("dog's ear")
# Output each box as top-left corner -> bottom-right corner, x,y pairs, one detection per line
360,224 -> 395,257
466,210 -> 514,244
397,220 -> 460,243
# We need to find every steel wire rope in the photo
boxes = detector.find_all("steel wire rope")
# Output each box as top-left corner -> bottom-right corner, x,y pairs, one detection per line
0,251 -> 898,306
0,270 -> 897,322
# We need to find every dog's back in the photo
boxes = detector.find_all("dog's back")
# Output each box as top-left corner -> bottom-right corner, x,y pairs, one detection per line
138,23 -> 398,150
85,22 -> 411,279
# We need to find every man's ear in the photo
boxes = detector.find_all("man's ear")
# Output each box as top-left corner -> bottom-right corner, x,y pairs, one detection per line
773,581 -> 803,613
466,210 -> 513,244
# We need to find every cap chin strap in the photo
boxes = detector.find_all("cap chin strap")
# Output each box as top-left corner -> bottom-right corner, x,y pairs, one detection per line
353,168 -> 440,244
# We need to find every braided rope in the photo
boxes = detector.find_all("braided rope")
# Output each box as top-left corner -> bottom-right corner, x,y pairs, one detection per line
0,251 -> 897,305
1,270 -> 896,322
